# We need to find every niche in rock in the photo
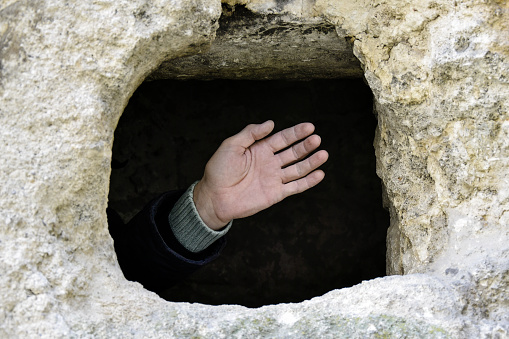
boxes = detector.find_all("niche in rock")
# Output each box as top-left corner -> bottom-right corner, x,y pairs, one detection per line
108,79 -> 389,307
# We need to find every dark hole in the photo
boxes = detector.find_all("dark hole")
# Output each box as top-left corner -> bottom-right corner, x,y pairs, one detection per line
108,79 -> 389,307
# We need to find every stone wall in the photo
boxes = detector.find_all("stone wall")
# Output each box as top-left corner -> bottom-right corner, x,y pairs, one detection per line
148,4 -> 363,80
0,0 -> 508,337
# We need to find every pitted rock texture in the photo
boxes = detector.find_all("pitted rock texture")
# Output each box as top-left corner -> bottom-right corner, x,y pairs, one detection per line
149,5 -> 363,80
0,0 -> 508,337
316,0 -> 509,327
317,0 -> 509,275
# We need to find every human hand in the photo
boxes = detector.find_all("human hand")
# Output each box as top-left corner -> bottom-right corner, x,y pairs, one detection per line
193,120 -> 329,230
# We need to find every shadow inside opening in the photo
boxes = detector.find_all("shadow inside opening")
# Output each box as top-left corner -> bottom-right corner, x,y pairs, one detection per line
108,79 -> 389,308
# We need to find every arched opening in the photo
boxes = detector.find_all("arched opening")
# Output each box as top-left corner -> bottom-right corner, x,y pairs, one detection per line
108,78 -> 389,307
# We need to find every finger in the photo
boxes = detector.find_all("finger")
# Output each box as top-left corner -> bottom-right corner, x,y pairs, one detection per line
281,150 -> 328,184
277,134 -> 321,167
282,170 -> 326,198
226,120 -> 275,148
266,123 -> 315,153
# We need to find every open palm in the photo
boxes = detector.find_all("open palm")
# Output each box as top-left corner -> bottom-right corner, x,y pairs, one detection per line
194,121 -> 329,230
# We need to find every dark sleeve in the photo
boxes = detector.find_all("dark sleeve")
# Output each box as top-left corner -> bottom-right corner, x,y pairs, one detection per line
107,190 -> 226,294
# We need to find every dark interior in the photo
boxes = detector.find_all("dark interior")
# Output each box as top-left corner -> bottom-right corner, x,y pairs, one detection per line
108,79 -> 389,307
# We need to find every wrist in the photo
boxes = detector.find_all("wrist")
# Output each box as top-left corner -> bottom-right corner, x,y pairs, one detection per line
193,180 -> 229,230
169,184 -> 232,252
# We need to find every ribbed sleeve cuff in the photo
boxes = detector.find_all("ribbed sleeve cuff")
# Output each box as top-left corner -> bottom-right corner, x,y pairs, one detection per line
168,182 -> 232,253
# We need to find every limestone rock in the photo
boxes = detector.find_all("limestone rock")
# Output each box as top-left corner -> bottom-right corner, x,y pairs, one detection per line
149,4 -> 362,80
0,0 -> 508,337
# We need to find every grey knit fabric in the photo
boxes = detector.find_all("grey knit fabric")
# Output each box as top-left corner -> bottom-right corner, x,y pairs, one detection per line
168,182 -> 232,253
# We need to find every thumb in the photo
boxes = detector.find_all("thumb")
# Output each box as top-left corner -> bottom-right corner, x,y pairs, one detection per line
229,120 -> 275,148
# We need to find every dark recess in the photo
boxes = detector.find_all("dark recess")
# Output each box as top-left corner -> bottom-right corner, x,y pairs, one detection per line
109,79 -> 389,308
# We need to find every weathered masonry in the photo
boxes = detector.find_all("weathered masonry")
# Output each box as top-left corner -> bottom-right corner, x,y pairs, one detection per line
0,0 -> 508,337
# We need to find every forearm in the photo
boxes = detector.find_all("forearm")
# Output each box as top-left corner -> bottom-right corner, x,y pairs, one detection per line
109,187 -> 230,293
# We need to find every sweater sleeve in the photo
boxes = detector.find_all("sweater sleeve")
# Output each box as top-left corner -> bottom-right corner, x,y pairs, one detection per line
169,182 -> 232,253
107,188 -> 228,294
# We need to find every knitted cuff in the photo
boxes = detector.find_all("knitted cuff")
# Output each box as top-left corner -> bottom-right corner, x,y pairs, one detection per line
169,182 -> 232,253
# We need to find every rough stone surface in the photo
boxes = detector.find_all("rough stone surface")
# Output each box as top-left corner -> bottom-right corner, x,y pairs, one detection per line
316,0 -> 509,329
149,5 -> 363,80
0,0 -> 508,338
